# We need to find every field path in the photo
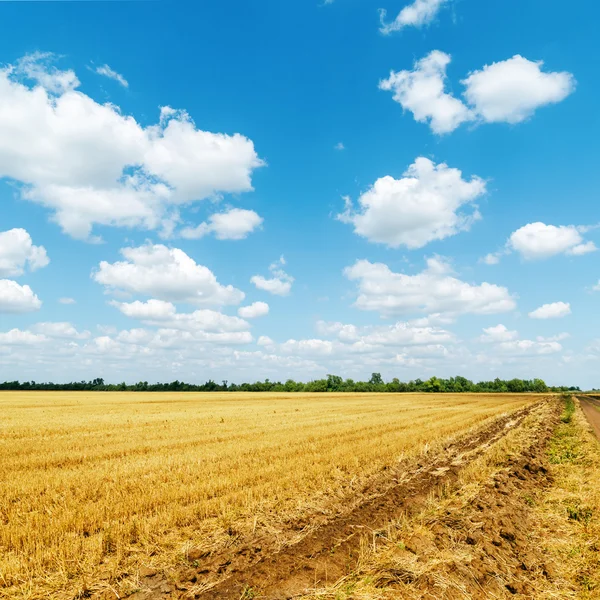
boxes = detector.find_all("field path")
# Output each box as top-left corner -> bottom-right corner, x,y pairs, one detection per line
126,402 -> 543,600
579,395 -> 600,439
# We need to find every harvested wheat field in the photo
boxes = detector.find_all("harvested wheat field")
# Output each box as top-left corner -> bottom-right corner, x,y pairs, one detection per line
1,391 -> 535,598
2,393 -> 599,600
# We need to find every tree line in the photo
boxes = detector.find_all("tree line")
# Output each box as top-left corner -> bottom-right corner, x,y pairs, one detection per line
0,375 -> 580,393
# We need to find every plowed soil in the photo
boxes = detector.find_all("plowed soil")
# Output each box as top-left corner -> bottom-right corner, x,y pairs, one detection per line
115,402 -> 549,600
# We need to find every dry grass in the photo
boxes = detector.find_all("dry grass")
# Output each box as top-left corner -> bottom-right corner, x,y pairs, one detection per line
0,391 -> 535,598
533,397 -> 600,597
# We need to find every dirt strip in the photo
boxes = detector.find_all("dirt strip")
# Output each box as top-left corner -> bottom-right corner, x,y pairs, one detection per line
120,401 -> 547,600
578,395 -> 600,439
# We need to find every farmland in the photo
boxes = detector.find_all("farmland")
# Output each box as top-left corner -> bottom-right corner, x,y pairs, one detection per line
0,391 -> 537,599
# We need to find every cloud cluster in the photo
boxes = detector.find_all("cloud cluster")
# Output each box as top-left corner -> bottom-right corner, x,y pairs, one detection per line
338,157 -> 485,248
238,302 -> 270,319
0,53 -> 264,240
379,0 -> 448,34
482,222 -> 596,264
0,228 -> 49,277
380,51 -> 575,134
477,324 -> 563,356
528,301 -> 571,320
94,244 -> 245,305
344,257 -> 516,317
0,228 -> 47,313
251,256 -> 294,296
180,208 -> 263,240
508,223 -> 596,260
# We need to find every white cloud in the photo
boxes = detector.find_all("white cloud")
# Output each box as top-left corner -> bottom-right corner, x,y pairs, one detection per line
94,244 -> 245,305
479,324 -> 518,343
280,339 -> 334,356
0,228 -> 49,277
0,53 -> 264,241
251,255 -> 294,296
59,297 -> 76,304
508,222 -> 596,260
334,142 -> 345,151
476,324 -> 563,357
14,52 -> 79,95
112,299 -> 177,320
462,55 -> 575,124
317,319 -> 454,346
480,252 -> 502,265
0,328 -> 47,345
0,279 -> 42,313
381,51 -> 575,134
496,339 -> 562,356
379,51 -> 473,135
257,335 -> 274,347
111,298 -> 250,333
344,257 -> 516,317
537,332 -> 570,342
31,322 -> 90,339
238,301 -> 269,319
180,208 -> 263,240
95,64 -> 128,88
528,301 -> 571,320
379,0 -> 448,34
338,157 -> 485,248
593,281 -> 600,292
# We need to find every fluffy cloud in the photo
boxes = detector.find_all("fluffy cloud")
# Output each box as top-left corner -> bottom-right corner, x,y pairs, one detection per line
251,256 -> 294,296
477,324 -> 563,357
379,51 -> 473,135
496,339 -> 562,356
31,322 -> 90,339
111,298 -> 250,334
0,53 -> 263,240
0,328 -> 47,345
112,298 -> 177,320
0,279 -> 42,313
479,324 -> 518,343
280,339 -> 334,356
238,301 -> 269,319
94,64 -> 128,88
528,301 -> 571,320
0,229 -> 49,277
338,157 -> 485,248
180,208 -> 263,240
59,297 -> 76,304
462,55 -> 575,124
380,51 -> 575,134
15,52 -> 79,94
508,222 -> 596,260
480,252 -> 503,265
379,0 -> 448,34
317,319 -> 454,347
344,257 -> 516,317
94,244 -> 244,305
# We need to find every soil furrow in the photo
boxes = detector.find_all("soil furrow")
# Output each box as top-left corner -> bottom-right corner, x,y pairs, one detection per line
125,401 -> 543,600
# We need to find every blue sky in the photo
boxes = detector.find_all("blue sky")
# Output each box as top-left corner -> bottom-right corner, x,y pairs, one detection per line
1,0 -> 599,387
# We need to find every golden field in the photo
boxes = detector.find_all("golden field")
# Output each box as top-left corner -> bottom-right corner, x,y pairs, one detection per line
0,391 -> 536,598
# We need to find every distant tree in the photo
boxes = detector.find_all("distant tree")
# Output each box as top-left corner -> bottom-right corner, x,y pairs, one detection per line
369,372 -> 383,386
